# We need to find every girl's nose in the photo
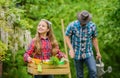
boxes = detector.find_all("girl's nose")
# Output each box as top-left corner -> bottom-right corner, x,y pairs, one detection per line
38,25 -> 42,28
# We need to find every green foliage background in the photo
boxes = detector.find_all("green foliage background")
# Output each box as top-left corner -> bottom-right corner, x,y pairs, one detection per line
0,0 -> 120,78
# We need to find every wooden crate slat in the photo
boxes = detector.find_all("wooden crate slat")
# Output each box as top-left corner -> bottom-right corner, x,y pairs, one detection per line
27,62 -> 70,75
28,67 -> 70,75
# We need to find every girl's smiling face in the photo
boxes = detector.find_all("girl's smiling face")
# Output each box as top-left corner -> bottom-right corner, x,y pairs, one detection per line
37,21 -> 49,35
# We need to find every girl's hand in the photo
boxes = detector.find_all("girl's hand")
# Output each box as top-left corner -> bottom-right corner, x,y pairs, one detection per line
63,54 -> 67,58
27,56 -> 32,63
56,52 -> 67,59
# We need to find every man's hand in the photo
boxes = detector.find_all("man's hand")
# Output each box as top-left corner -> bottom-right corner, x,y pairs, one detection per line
69,49 -> 75,58
96,52 -> 101,59
65,36 -> 75,58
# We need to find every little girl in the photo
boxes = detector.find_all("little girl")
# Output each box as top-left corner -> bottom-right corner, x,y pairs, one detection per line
24,19 -> 65,78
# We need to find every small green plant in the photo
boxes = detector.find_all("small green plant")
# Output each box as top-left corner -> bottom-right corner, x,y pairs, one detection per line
0,41 -> 8,62
49,56 -> 60,66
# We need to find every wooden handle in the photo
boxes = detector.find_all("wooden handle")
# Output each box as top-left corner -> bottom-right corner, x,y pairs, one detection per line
61,19 -> 68,58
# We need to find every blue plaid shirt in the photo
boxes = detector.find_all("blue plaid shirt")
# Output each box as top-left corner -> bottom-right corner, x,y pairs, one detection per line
65,20 -> 97,60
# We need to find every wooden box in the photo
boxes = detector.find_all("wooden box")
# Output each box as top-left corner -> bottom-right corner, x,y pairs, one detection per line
27,62 -> 70,75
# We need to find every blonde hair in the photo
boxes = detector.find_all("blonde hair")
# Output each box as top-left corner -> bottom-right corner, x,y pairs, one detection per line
33,19 -> 58,56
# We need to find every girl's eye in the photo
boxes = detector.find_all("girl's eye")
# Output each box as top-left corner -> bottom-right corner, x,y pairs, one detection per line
42,25 -> 45,27
39,24 -> 44,27
38,24 -> 41,26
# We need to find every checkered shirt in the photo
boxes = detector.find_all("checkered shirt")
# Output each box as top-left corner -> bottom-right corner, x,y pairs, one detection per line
65,20 -> 97,60
24,38 -> 64,62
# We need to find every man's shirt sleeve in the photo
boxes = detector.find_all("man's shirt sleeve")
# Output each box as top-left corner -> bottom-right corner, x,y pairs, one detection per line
65,23 -> 73,36
92,24 -> 97,37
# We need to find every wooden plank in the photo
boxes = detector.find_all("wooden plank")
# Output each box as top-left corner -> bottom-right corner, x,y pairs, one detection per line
28,67 -> 70,75
27,62 -> 70,75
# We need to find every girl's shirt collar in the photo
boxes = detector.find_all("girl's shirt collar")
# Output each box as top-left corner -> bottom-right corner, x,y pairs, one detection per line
40,36 -> 49,40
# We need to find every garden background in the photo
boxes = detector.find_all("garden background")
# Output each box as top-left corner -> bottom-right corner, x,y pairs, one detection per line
0,0 -> 120,78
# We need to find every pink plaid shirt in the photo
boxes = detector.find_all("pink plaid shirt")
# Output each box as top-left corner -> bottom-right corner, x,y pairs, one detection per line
24,37 -> 64,62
